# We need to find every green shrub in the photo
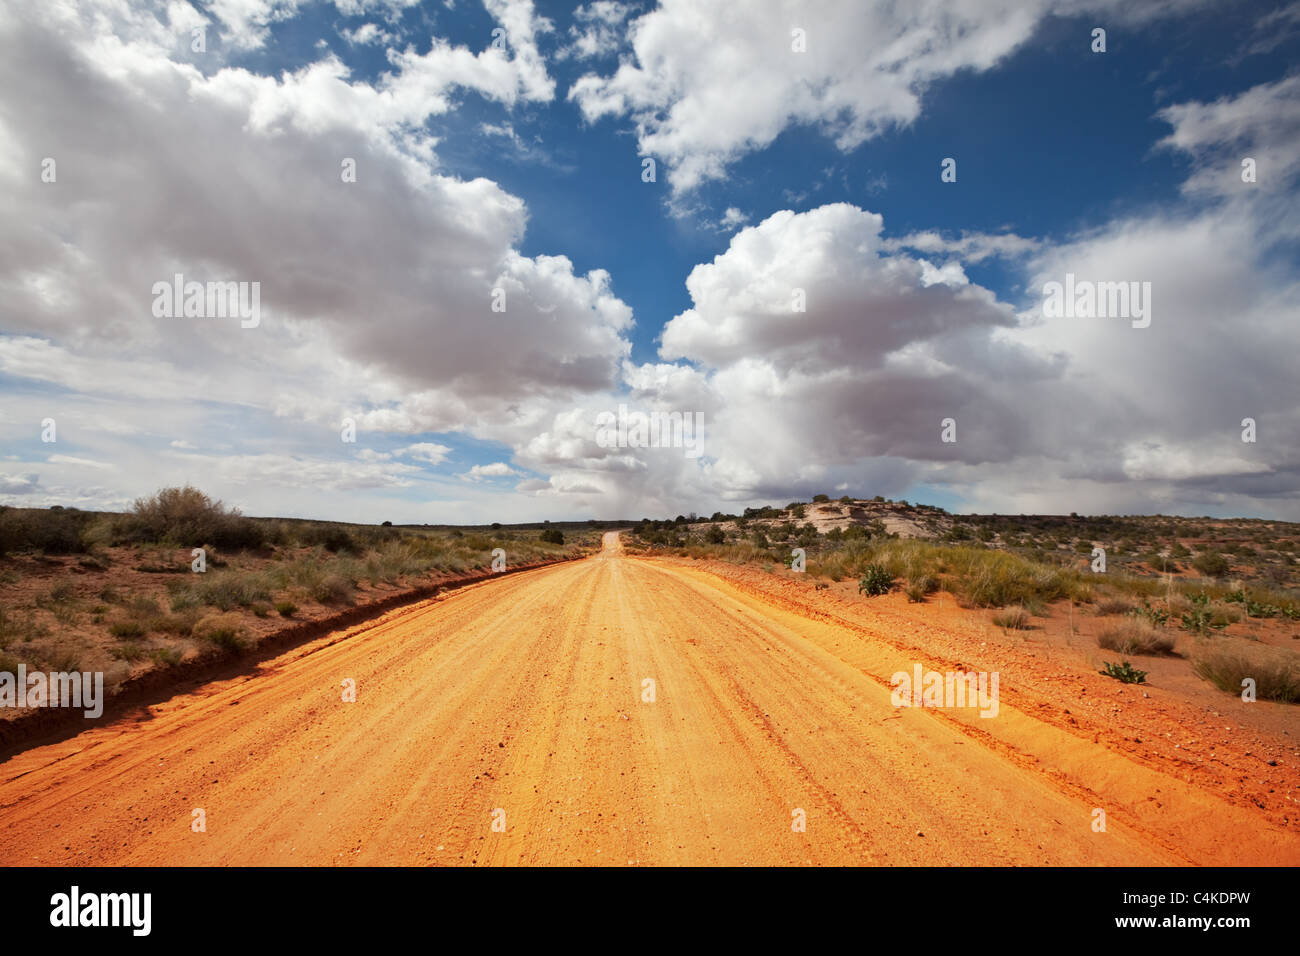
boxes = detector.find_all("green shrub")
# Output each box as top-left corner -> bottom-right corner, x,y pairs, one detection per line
1099,661 -> 1147,684
1130,602 -> 1170,627
120,486 -> 264,550
275,601 -> 298,618
1192,551 -> 1231,578
857,565 -> 895,596
109,620 -> 146,639
0,506 -> 93,555
1181,593 -> 1227,634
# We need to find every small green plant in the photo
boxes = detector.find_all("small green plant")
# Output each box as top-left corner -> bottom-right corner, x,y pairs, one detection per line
275,601 -> 298,618
109,620 -> 146,639
1099,660 -> 1147,684
1181,593 -> 1227,634
1130,602 -> 1170,627
857,564 -> 895,597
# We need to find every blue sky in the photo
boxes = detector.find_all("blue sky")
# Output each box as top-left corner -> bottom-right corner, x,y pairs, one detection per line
2,0 -> 1299,522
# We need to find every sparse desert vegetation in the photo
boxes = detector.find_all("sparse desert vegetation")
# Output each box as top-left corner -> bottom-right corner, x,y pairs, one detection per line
0,488 -> 599,710
1191,641 -> 1300,703
1096,617 -> 1176,656
624,497 -> 1300,702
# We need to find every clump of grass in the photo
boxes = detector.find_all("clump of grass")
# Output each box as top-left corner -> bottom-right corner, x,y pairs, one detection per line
311,573 -> 355,605
150,646 -> 184,667
170,569 -> 272,611
150,610 -> 198,637
1097,617 -> 1175,655
992,607 -> 1031,630
955,550 -> 1080,608
0,607 -> 49,647
33,582 -> 81,626
111,642 -> 147,662
1192,644 -> 1300,703
1095,597 -> 1134,615
40,645 -> 83,673
904,574 -> 938,603
193,612 -> 247,652
123,595 -> 161,617
108,620 -> 146,639
274,601 -> 298,618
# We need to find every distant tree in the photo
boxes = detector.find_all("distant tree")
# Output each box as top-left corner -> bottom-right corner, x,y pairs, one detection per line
381,520 -> 392,527
812,494 -> 830,503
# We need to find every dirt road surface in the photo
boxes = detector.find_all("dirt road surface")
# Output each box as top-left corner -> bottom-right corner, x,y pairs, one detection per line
1,532 -> 1294,865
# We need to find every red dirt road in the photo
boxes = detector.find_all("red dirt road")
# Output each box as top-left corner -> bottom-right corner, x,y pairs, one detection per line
1,533 -> 1294,865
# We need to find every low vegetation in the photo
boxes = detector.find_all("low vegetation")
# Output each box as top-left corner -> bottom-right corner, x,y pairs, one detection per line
1191,642 -> 1300,703
624,495 -> 1300,702
0,488 -> 599,696
1096,618 -> 1176,656
1099,660 -> 1148,684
